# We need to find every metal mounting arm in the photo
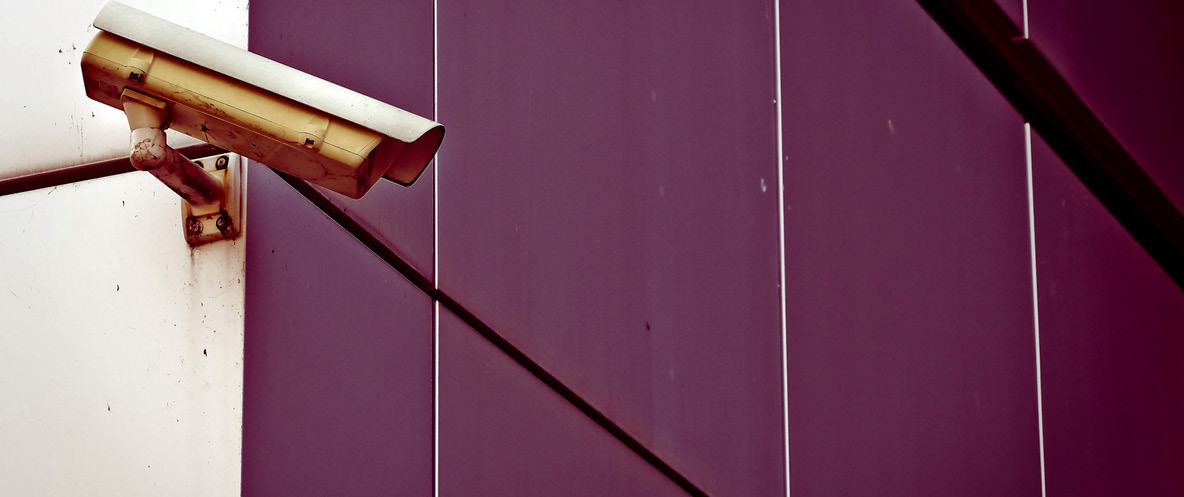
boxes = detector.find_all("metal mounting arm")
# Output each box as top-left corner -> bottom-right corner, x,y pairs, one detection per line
122,90 -> 222,206
121,89 -> 242,246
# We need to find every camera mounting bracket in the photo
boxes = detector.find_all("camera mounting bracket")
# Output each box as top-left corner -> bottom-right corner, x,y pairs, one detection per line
180,152 -> 243,246
122,89 -> 242,246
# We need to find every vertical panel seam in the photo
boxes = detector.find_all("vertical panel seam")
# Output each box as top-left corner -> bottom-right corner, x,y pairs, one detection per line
773,0 -> 790,496
1026,122 -> 1049,497
1026,123 -> 1048,497
1022,3 -> 1048,495
433,1 -> 441,496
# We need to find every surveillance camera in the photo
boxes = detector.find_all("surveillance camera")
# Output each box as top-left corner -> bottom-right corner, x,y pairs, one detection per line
80,2 -> 444,200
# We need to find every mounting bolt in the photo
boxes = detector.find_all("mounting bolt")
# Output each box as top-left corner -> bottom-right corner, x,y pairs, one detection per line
186,217 -> 203,236
215,212 -> 232,234
215,156 -> 229,170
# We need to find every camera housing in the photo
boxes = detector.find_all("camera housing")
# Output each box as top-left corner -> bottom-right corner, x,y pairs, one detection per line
80,2 -> 444,200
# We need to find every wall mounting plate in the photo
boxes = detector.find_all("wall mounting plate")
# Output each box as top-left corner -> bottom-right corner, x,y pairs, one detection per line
182,153 -> 242,246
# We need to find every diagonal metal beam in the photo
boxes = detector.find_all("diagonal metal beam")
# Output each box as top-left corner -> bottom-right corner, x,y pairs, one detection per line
917,0 -> 1184,291
272,169 -> 710,497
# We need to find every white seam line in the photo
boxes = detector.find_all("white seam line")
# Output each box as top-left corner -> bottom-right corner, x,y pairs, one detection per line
433,0 -> 440,287
1022,3 -> 1047,495
773,0 -> 790,495
1026,122 -> 1048,497
432,1 -> 440,497
1023,0 -> 1030,40
1025,123 -> 1048,497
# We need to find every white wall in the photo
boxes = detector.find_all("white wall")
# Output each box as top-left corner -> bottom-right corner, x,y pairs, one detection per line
0,173 -> 246,495
0,1 -> 248,495
0,0 -> 249,177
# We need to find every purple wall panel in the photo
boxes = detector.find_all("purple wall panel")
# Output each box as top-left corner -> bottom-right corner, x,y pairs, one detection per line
1029,0 -> 1184,207
436,2 -> 783,495
1026,4 -> 1184,494
780,2 -> 1041,496
1031,137 -> 1184,497
248,0 -> 437,278
243,166 -> 433,496
438,309 -> 689,496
